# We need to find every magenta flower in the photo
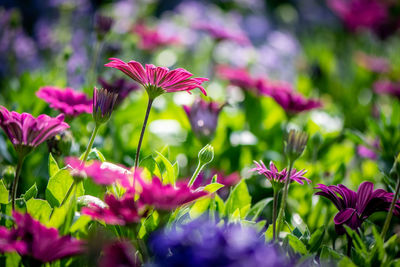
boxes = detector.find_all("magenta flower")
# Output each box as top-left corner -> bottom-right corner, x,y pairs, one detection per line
374,80 -> 400,99
105,58 -> 208,99
354,52 -> 390,73
138,177 -> 209,210
98,77 -> 139,106
216,65 -> 256,90
65,157 -> 131,186
194,22 -> 250,45
251,160 -> 310,185
133,22 -> 180,51
268,88 -> 322,115
36,86 -> 92,117
183,98 -> 224,143
0,212 -> 84,262
315,182 -> 400,234
357,145 -> 378,160
99,241 -> 140,267
82,194 -> 144,225
0,107 -> 70,157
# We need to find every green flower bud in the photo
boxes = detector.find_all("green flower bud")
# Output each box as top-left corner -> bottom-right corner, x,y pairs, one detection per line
198,144 -> 214,166
285,129 -> 308,162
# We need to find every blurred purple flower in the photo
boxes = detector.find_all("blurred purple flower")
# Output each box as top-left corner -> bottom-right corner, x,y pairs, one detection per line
194,22 -> 250,45
99,241 -> 140,267
252,160 -> 310,185
357,145 -> 377,160
183,98 -> 224,143
216,64 -> 256,90
94,14 -> 114,40
0,107 -> 69,157
98,77 -> 139,106
315,182 -> 400,234
138,177 -> 208,210
36,86 -> 92,117
0,212 -> 84,263
82,194 -> 144,225
150,219 -> 290,267
354,52 -> 390,73
133,22 -> 180,51
374,80 -> 400,99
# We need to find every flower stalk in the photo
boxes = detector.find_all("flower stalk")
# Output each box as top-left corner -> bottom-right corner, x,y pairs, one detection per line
134,97 -> 153,169
189,144 -> 214,187
11,156 -> 25,210
276,160 -> 294,239
272,187 -> 280,241
381,175 -> 400,240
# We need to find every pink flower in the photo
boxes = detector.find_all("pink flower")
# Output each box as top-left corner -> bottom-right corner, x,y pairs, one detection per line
105,58 -> 208,98
65,157 -> 132,186
138,177 -> 209,210
251,161 -> 310,185
374,80 -> 400,99
82,194 -> 144,225
99,241 -> 140,267
36,86 -> 92,117
0,212 -> 84,263
0,107 -> 70,157
357,145 -> 378,160
256,78 -> 293,96
216,65 -> 256,89
133,22 -> 180,51
194,22 -> 250,45
354,52 -> 390,73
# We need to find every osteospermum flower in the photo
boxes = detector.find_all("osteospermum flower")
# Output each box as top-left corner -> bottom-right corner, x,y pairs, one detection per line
0,212 -> 84,263
251,161 -> 310,186
82,194 -> 144,225
93,87 -> 118,125
105,58 -> 208,99
65,157 -> 131,186
99,241 -> 140,267
133,22 -> 180,51
138,177 -> 208,210
0,107 -> 70,157
373,80 -> 400,100
183,98 -> 224,143
268,88 -> 322,115
354,52 -> 390,73
216,65 -> 256,90
315,182 -> 400,234
36,86 -> 92,117
194,22 -> 250,45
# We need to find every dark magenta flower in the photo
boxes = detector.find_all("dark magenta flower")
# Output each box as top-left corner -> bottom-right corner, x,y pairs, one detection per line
357,145 -> 378,160
216,65 -> 256,90
36,86 -> 92,117
98,77 -> 139,106
0,212 -> 84,263
105,58 -> 208,99
268,88 -> 322,115
138,177 -> 208,210
133,22 -> 180,51
315,182 -> 400,234
183,98 -> 224,143
82,194 -> 144,225
194,22 -> 250,45
150,219 -> 290,267
354,52 -> 390,73
94,14 -> 114,40
0,226 -> 26,254
93,87 -> 118,125
65,157 -> 131,186
0,107 -> 70,157
374,80 -> 400,99
251,161 -> 310,185
99,241 -> 140,267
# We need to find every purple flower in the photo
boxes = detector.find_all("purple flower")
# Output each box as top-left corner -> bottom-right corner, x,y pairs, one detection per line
0,107 -> 70,157
94,14 -> 114,40
138,177 -> 208,210
82,194 -> 144,225
132,22 -> 180,51
150,219 -> 290,267
251,161 -> 310,185
373,80 -> 400,99
194,22 -> 250,45
216,64 -> 256,90
99,241 -> 140,267
36,86 -> 92,117
0,212 -> 84,263
183,99 -> 224,143
354,52 -> 390,73
357,145 -> 378,160
98,77 -> 139,106
93,87 -> 118,125
315,182 -> 400,234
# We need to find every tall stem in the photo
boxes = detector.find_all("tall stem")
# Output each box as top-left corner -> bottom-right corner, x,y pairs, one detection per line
272,188 -> 279,242
134,98 -> 153,169
11,157 -> 25,210
276,160 -> 294,239
188,162 -> 203,187
381,176 -> 400,240
347,235 -> 353,257
82,124 -> 100,164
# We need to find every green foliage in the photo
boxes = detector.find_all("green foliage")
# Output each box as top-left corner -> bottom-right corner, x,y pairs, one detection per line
0,180 -> 9,204
46,169 -> 84,207
225,180 -> 251,219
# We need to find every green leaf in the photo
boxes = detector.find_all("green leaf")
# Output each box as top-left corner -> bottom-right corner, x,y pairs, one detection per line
22,183 -> 38,201
225,180 -> 251,219
83,179 -> 106,199
247,197 -> 273,222
155,151 -> 176,185
320,245 -> 342,261
5,253 -> 21,267
85,148 -> 106,162
338,257 -> 357,267
46,169 -> 84,207
203,183 -> 224,193
189,197 -> 211,219
265,224 -> 273,242
371,226 -> 384,262
286,234 -> 308,255
70,215 -> 91,233
172,162 -> 179,181
140,156 -> 162,180
0,179 -> 9,204
26,198 -> 52,222
308,226 -> 325,252
214,194 -> 225,216
48,153 -> 59,177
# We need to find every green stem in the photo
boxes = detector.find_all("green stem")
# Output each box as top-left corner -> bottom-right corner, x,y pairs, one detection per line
347,234 -> 353,257
59,180 -> 77,208
11,157 -> 25,210
272,188 -> 279,242
82,124 -> 100,164
276,160 -> 294,239
188,162 -> 204,187
381,176 -> 400,240
134,98 -> 154,169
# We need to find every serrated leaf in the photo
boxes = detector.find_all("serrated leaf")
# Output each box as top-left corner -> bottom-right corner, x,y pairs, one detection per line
308,226 -> 325,252
155,151 -> 175,186
0,179 -> 9,204
287,234 -> 308,255
23,183 -> 38,201
46,169 -> 84,207
247,197 -> 273,222
26,198 -> 52,222
48,153 -> 59,177
189,197 -> 211,219
203,182 -> 224,193
225,180 -> 251,219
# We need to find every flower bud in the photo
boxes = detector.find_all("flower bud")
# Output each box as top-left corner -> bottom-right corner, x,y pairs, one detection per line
93,87 -> 118,125
285,129 -> 308,162
94,14 -> 113,41
198,144 -> 214,166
